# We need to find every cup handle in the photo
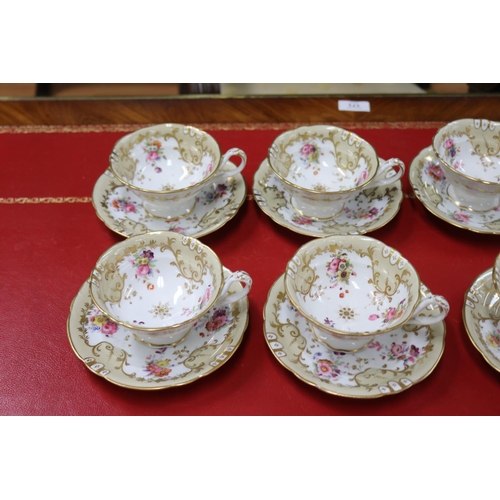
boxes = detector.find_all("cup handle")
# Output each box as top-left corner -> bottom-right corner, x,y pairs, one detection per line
215,270 -> 252,307
367,158 -> 405,188
214,148 -> 247,180
405,295 -> 449,326
492,254 -> 500,294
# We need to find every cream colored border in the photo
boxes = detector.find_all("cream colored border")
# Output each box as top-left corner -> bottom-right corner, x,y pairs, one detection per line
462,268 -> 500,374
67,275 -> 249,391
253,158 -> 403,237
409,145 -> 500,235
263,273 -> 446,399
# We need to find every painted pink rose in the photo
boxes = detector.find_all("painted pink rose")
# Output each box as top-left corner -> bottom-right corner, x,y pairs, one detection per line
386,308 -> 397,322
301,143 -> 316,156
316,359 -> 334,376
293,216 -> 314,226
444,139 -> 454,149
391,343 -> 403,356
147,151 -> 160,162
137,264 -> 150,276
453,212 -> 470,223
327,258 -> 342,274
101,321 -> 118,335
369,314 -> 379,321
201,286 -> 212,308
356,169 -> 368,186
124,203 -> 136,213
427,164 -> 445,182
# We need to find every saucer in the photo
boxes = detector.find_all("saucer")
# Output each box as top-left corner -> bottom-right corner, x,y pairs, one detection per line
67,268 -> 249,390
264,274 -> 446,398
253,159 -> 403,237
409,146 -> 500,234
463,267 -> 500,373
92,163 -> 246,238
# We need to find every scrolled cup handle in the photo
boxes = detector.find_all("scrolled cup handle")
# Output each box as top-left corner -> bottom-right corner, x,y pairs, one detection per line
215,148 -> 247,179
405,295 -> 450,326
367,158 -> 405,188
216,270 -> 252,307
492,253 -> 500,294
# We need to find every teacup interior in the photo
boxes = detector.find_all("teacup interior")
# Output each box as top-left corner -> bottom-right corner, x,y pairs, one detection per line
286,240 -> 419,335
92,236 -> 221,329
112,125 -> 220,192
434,119 -> 500,182
269,126 -> 377,192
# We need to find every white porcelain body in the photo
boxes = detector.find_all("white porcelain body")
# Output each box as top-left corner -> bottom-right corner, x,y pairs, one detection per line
284,235 -> 449,352
89,231 -> 252,345
268,125 -> 405,219
432,118 -> 500,211
109,124 -> 247,218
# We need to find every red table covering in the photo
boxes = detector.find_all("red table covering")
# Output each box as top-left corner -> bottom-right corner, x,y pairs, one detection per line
1,122 -> 499,415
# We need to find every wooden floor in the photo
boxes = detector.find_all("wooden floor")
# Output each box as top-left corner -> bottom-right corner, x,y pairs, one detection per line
0,83 -> 470,98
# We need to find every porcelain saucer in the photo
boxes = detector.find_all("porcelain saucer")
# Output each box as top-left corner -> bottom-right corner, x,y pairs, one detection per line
409,146 -> 500,234
253,158 -> 403,237
67,268 -> 249,390
92,163 -> 246,238
463,267 -> 500,373
263,274 -> 446,398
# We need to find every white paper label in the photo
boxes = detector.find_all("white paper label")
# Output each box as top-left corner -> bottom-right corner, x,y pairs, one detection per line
338,100 -> 371,112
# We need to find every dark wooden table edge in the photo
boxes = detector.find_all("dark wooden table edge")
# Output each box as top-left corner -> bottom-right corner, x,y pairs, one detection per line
1,94 -> 499,125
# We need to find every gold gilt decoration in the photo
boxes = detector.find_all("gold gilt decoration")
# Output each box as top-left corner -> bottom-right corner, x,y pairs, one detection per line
272,127 -> 374,178
159,235 -> 214,290
111,125 -> 218,184
67,277 -> 249,390
290,242 -> 414,302
0,197 -> 91,204
263,275 -> 446,398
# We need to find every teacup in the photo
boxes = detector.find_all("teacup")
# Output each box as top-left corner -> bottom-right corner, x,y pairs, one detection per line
89,231 -> 252,346
284,235 -> 449,352
432,118 -> 500,211
267,125 -> 405,219
109,124 -> 247,219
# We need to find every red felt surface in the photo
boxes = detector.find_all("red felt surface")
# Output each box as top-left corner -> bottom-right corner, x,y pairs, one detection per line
1,123 -> 500,415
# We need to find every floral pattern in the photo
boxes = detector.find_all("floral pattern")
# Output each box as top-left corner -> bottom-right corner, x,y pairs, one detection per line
343,205 -> 380,220
443,138 -> 459,159
326,252 -> 356,286
88,309 -> 118,336
263,275 -> 444,397
111,196 -> 138,213
145,351 -> 173,378
485,329 -> 500,351
368,299 -> 407,325
300,142 -> 321,170
369,340 -> 422,366
450,211 -> 471,224
291,213 -> 314,226
424,162 -> 445,182
143,138 -> 164,164
313,358 -> 344,379
130,249 -> 157,282
356,169 -> 369,186
412,147 -> 500,234
205,307 -> 230,332
71,277 -> 246,390
196,183 -> 228,205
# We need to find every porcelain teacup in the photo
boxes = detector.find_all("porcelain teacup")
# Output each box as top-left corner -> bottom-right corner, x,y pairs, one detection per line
432,118 -> 500,211
109,124 -> 247,219
284,235 -> 449,352
89,231 -> 252,346
267,125 -> 405,219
